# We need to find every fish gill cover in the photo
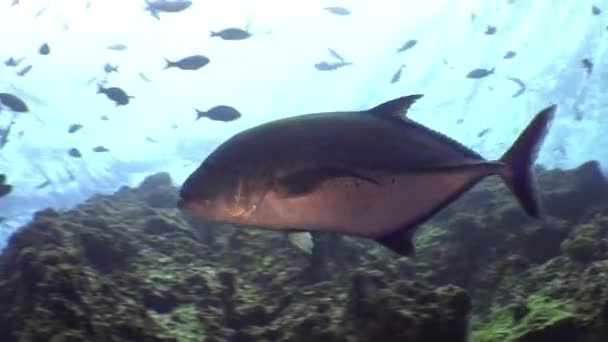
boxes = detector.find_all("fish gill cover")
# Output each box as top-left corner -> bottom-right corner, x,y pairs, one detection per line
0,1 -> 606,245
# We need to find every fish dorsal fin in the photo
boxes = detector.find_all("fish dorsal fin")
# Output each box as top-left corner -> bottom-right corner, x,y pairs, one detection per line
368,94 -> 424,119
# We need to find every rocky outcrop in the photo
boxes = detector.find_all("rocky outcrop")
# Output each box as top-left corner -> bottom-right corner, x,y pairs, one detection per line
0,173 -> 470,342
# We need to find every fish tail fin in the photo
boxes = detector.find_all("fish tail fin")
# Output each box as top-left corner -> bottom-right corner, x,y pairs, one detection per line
498,105 -> 556,218
210,31 -> 217,37
163,58 -> 173,69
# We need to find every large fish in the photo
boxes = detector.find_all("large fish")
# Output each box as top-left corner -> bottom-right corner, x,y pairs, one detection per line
178,94 -> 555,256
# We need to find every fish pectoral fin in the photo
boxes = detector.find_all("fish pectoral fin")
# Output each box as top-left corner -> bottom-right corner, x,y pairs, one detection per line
374,227 -> 416,257
273,167 -> 380,198
288,232 -> 314,254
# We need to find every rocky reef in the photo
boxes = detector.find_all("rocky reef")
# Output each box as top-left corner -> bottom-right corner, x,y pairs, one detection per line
0,161 -> 606,341
0,173 -> 469,341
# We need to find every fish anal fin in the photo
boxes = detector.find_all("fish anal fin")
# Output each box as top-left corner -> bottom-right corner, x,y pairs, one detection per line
274,167 -> 379,198
374,227 -> 416,257
369,94 -> 424,119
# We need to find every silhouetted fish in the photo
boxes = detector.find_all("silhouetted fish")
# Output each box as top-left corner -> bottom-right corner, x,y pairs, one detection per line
592,5 -> 602,15
397,40 -> 417,53
68,148 -> 82,158
107,44 -> 127,51
178,94 -> 556,256
210,28 -> 251,40
92,145 -> 109,152
324,6 -> 350,15
104,63 -> 119,73
97,85 -> 133,106
16,65 -> 32,76
390,65 -> 405,84
466,68 -> 494,79
164,55 -> 209,70
314,61 -> 352,71
0,93 -> 29,112
195,105 -> 241,122
507,77 -> 526,97
503,51 -> 517,59
145,0 -> 192,20
581,58 -> 593,77
484,25 -> 496,35
68,124 -> 83,133
4,57 -> 24,67
39,43 -> 50,55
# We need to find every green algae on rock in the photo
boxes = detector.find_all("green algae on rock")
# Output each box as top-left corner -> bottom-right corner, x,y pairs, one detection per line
0,173 -> 470,342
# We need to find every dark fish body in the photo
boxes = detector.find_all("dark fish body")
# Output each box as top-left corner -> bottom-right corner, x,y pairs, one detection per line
39,43 -> 50,55
16,65 -> 32,76
68,148 -> 82,158
164,55 -> 209,70
581,58 -> 593,77
145,0 -> 192,19
592,5 -> 601,15
390,65 -> 405,84
314,61 -> 352,71
324,6 -> 350,15
503,51 -> 517,59
4,57 -> 24,67
107,44 -> 127,51
104,63 -> 119,73
36,180 -> 51,189
178,94 -> 556,256
97,85 -> 132,106
484,25 -> 496,35
195,105 -> 241,122
210,28 -> 251,40
93,145 -> 109,152
466,67 -> 494,79
68,124 -> 83,133
0,93 -> 29,112
397,40 -> 417,53
507,77 -> 526,97
477,128 -> 491,138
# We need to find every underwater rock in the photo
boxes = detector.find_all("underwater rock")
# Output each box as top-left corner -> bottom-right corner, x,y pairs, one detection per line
541,161 -> 608,222
0,172 -> 470,341
0,161 -> 606,341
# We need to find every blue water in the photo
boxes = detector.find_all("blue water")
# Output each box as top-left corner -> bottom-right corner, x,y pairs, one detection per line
0,0 -> 607,248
